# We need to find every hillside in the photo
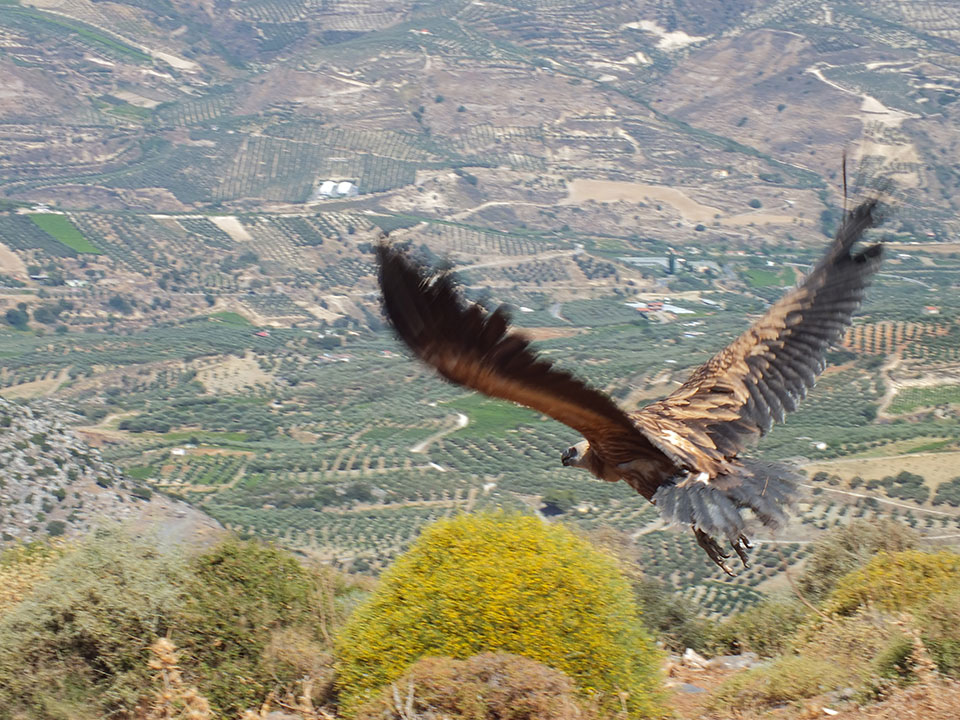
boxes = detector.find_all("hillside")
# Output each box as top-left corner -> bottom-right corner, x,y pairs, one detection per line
1,0 -> 960,617
2,514 -> 960,719
0,395 -> 222,546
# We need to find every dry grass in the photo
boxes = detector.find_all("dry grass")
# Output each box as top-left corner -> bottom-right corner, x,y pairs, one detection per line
0,241 -> 26,275
0,367 -> 72,399
801,451 -> 960,492
563,179 -> 721,223
832,678 -> 960,719
0,541 -> 65,614
147,638 -> 213,720
195,353 -> 275,394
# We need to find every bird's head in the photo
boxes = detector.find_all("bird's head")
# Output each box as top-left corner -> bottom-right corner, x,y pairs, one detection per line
561,440 -> 591,469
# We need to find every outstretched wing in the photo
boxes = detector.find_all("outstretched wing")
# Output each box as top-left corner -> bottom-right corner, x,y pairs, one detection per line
377,243 -> 661,462
636,198 -> 884,477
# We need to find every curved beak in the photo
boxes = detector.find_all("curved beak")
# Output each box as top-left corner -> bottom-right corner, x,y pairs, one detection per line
561,448 -> 576,466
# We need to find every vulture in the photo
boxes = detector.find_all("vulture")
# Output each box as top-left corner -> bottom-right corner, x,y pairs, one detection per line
376,199 -> 884,574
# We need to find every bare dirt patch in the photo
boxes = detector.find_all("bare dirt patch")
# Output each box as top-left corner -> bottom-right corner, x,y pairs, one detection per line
518,327 -> 586,341
623,20 -> 706,51
210,216 -> 253,242
802,451 -> 960,490
0,367 -> 71,400
563,179 -> 722,223
563,179 -> 810,229
196,352 -> 275,394
112,90 -> 161,108
0,242 -> 26,277
294,299 -> 342,322
288,428 -> 320,443
186,447 -> 254,457
717,212 -> 812,227
888,242 -> 960,255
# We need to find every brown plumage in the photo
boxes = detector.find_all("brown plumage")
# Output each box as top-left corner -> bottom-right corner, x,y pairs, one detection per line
377,199 -> 884,574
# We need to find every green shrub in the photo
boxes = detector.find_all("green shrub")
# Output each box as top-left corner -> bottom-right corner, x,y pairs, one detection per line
797,519 -> 918,604
828,550 -> 960,615
918,590 -> 960,677
707,655 -> 841,714
873,635 -> 917,681
794,609 -> 907,671
717,608 -> 909,710
710,598 -> 809,657
335,513 -> 664,717
631,575 -> 714,653
174,540 -> 349,716
0,533 -> 366,719
354,653 -> 600,720
0,529 -> 187,719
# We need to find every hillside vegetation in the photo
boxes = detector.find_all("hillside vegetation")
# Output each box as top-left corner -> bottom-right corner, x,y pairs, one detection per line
1,516 -> 959,719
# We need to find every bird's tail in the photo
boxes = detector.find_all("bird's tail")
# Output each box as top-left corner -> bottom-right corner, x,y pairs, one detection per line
652,459 -> 800,543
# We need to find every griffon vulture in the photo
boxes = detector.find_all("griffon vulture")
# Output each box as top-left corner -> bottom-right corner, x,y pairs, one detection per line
376,199 -> 884,574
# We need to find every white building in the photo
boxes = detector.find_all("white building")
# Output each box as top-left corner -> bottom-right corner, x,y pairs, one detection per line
311,180 -> 360,201
336,181 -> 359,197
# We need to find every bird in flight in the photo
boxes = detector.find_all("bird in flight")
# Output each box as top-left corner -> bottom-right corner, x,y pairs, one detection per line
377,199 -> 884,574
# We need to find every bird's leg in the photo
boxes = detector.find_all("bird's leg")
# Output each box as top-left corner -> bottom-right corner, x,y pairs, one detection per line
693,526 -> 734,577
732,534 -> 752,569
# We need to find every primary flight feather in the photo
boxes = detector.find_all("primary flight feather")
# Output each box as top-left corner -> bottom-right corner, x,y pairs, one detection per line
377,199 -> 884,574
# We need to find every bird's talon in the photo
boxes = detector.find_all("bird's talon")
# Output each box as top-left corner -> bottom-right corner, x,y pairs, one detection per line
732,537 -> 752,567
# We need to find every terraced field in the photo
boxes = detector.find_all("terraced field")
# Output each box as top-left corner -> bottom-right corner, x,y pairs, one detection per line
2,0 -> 960,617
4,240 -> 959,616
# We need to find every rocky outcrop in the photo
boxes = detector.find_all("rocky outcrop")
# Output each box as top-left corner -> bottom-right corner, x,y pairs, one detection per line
0,397 -> 221,547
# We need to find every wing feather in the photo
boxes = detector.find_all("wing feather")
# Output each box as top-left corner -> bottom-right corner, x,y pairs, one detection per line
637,198 -> 884,475
377,243 -> 661,461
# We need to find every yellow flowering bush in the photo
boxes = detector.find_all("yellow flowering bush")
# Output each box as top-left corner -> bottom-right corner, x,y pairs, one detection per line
335,512 -> 664,717
828,550 -> 960,615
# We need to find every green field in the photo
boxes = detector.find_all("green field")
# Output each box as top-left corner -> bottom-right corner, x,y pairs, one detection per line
29,214 -> 101,254
744,266 -> 796,288
160,430 -> 250,444
0,5 -> 151,62
444,393 -> 546,437
209,312 -> 252,326
890,384 -> 960,414
97,98 -> 152,121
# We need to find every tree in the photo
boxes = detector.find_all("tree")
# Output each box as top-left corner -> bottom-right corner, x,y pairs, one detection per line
4,307 -> 29,330
541,488 -> 577,515
335,513 -> 664,717
108,294 -> 133,314
32,305 -> 55,324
